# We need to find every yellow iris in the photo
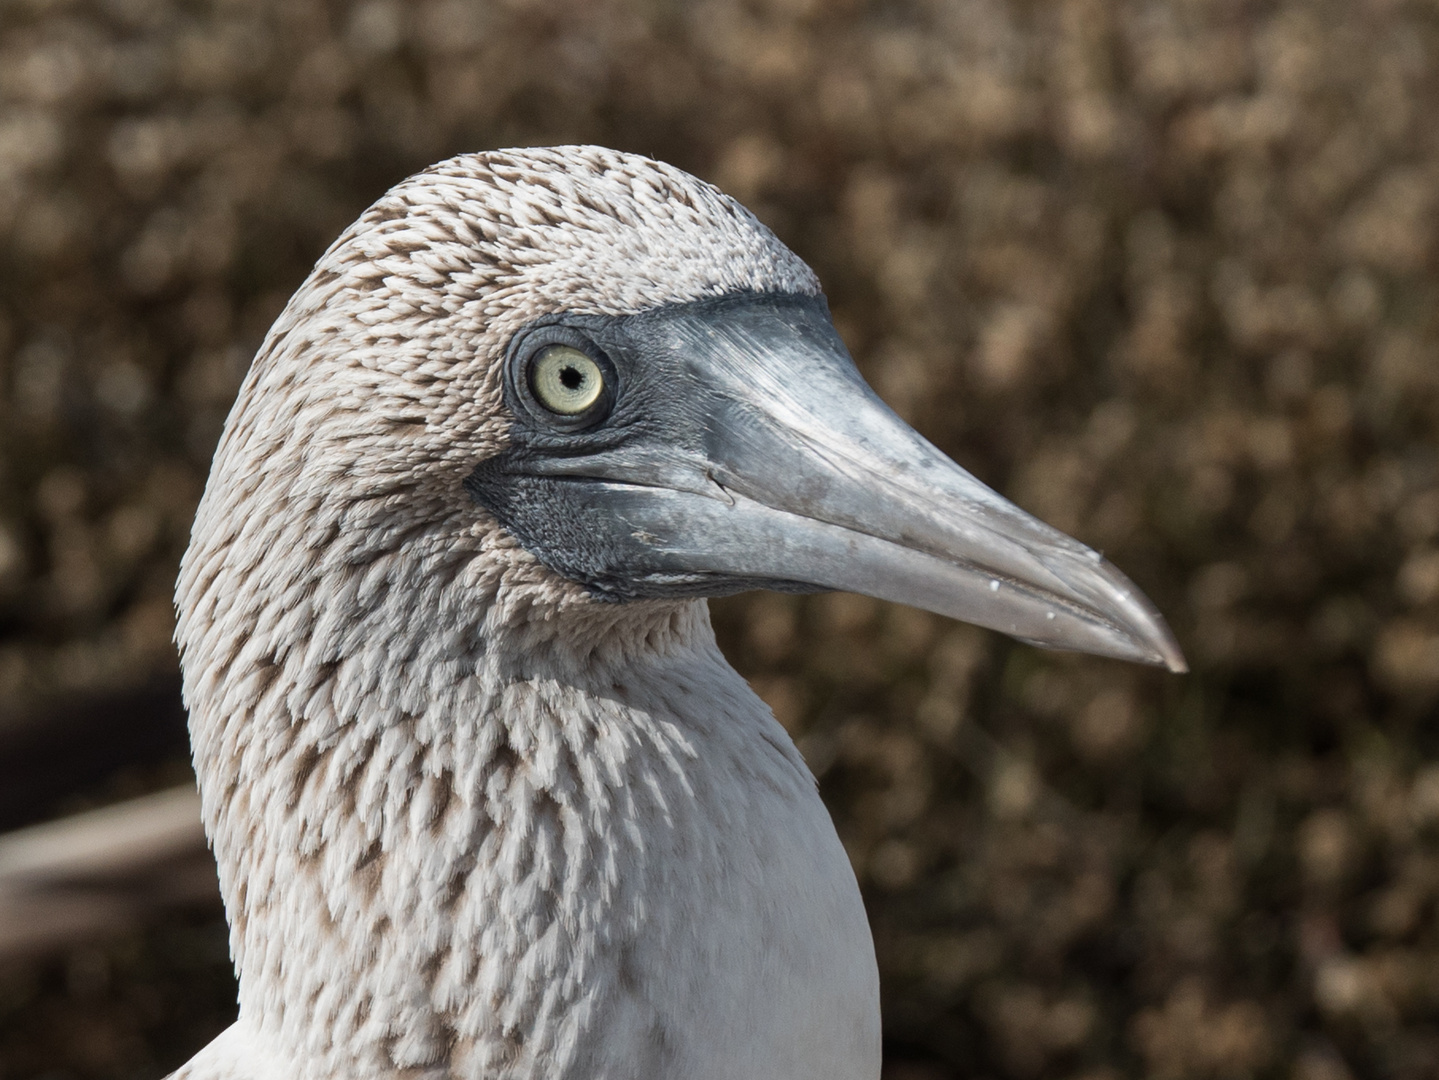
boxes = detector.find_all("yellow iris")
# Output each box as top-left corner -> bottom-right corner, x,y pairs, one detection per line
530,345 -> 605,415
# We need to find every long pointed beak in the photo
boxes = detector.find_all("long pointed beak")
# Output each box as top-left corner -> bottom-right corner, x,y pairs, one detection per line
487,296 -> 1187,672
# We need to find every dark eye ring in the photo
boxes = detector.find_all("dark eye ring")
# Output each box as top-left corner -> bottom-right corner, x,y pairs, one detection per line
508,328 -> 616,431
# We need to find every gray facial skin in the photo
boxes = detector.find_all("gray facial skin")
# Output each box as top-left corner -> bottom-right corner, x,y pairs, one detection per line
466,292 -> 1186,672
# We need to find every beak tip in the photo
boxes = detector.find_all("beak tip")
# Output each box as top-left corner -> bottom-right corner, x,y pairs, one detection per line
1160,646 -> 1189,675
1081,557 -> 1188,675
1139,608 -> 1188,674
1131,607 -> 1188,675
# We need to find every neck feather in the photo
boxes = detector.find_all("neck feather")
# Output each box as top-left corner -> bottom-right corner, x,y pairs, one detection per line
177,492 -> 797,1076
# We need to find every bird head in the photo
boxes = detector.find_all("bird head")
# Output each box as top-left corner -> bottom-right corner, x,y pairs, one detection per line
190,146 -> 1184,672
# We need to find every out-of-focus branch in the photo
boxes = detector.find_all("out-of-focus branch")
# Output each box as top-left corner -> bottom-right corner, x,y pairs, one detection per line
0,785 -> 219,960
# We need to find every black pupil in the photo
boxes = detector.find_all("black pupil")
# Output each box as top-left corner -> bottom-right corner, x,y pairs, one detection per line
559,365 -> 584,391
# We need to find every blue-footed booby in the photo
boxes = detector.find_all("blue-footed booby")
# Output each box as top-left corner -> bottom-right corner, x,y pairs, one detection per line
172,146 -> 1184,1080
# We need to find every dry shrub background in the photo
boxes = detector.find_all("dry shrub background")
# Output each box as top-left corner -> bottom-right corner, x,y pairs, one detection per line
1,0 -> 1438,1077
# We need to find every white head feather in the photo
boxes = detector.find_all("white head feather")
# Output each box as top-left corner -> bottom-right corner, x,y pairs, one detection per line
175,147 -> 878,1080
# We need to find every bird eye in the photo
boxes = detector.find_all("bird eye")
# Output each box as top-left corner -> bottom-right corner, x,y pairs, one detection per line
529,345 -> 606,417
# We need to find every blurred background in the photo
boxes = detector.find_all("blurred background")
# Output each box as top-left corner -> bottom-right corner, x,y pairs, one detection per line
0,0 -> 1437,1076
